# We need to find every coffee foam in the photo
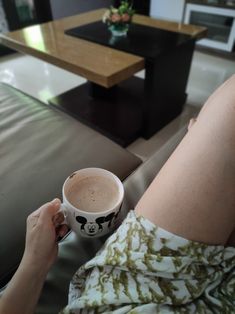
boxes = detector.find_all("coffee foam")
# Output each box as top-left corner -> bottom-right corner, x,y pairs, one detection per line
67,175 -> 120,212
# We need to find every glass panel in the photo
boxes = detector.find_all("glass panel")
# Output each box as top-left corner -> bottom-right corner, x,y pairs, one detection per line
0,2 -> 9,32
15,0 -> 36,26
190,11 -> 233,43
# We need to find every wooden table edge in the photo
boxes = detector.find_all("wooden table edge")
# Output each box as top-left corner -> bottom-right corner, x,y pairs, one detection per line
0,8 -> 207,88
0,34 -> 145,88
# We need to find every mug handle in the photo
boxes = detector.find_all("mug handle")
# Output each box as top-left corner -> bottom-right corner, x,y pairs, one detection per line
53,204 -> 68,224
58,203 -> 68,224
52,204 -> 70,242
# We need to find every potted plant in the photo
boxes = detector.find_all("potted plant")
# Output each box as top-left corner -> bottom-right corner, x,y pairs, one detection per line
103,0 -> 135,37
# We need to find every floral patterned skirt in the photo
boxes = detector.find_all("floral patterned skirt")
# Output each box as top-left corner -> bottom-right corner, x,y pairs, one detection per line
61,211 -> 235,313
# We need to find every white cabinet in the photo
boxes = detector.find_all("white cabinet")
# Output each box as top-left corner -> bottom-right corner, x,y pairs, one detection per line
150,0 -> 185,23
184,3 -> 235,52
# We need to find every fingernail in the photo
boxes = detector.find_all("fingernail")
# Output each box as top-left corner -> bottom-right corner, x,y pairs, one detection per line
52,198 -> 60,205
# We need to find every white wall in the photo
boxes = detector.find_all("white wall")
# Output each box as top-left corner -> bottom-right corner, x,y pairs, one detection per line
150,0 -> 185,23
50,0 -> 109,20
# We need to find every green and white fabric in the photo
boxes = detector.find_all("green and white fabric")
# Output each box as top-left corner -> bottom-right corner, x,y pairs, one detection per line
61,211 -> 235,313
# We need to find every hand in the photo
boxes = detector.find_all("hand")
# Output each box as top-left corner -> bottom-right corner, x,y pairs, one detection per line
22,199 -> 69,274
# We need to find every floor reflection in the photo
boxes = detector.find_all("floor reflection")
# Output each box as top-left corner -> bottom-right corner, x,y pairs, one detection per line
0,50 -> 234,159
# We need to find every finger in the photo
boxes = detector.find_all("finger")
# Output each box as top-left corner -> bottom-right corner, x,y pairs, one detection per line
58,224 -> 70,237
27,215 -> 39,228
52,211 -> 65,226
27,205 -> 48,221
29,200 -> 56,219
56,224 -> 70,242
38,199 -> 61,223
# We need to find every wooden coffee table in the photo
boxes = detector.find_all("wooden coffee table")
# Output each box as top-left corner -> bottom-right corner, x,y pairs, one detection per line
0,9 -> 206,146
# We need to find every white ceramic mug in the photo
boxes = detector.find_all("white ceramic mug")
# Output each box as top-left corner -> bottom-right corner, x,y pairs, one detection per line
59,168 -> 124,238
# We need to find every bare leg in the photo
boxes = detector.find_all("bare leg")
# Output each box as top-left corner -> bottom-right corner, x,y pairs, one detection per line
135,75 -> 235,246
187,118 -> 197,131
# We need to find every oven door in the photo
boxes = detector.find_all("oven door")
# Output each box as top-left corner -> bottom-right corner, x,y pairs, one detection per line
184,3 -> 235,52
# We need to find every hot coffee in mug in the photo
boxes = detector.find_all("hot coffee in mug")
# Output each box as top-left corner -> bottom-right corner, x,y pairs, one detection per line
60,168 -> 124,238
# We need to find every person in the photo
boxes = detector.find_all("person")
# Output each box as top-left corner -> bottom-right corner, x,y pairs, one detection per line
0,75 -> 235,314
0,199 -> 68,314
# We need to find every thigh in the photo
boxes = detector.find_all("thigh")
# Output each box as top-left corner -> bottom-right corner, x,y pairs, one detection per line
135,75 -> 235,245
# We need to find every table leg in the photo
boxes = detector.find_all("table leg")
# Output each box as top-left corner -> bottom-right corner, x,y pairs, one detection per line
49,77 -> 144,147
88,82 -> 117,100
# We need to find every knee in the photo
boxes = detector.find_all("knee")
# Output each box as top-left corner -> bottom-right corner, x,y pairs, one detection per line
208,75 -> 235,112
221,75 -> 235,110
225,74 -> 235,89
197,75 -> 235,125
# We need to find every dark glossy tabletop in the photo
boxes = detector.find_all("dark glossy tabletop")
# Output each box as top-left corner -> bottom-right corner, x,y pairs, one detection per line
65,21 -> 193,60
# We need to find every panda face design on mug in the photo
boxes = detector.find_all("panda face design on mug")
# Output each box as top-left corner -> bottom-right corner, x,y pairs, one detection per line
75,209 -> 121,236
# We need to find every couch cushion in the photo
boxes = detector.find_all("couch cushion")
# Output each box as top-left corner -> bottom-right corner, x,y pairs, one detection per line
0,83 -> 141,288
35,124 -> 187,314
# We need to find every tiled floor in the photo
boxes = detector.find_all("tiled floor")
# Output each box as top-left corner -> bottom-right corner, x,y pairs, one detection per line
0,49 -> 235,160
